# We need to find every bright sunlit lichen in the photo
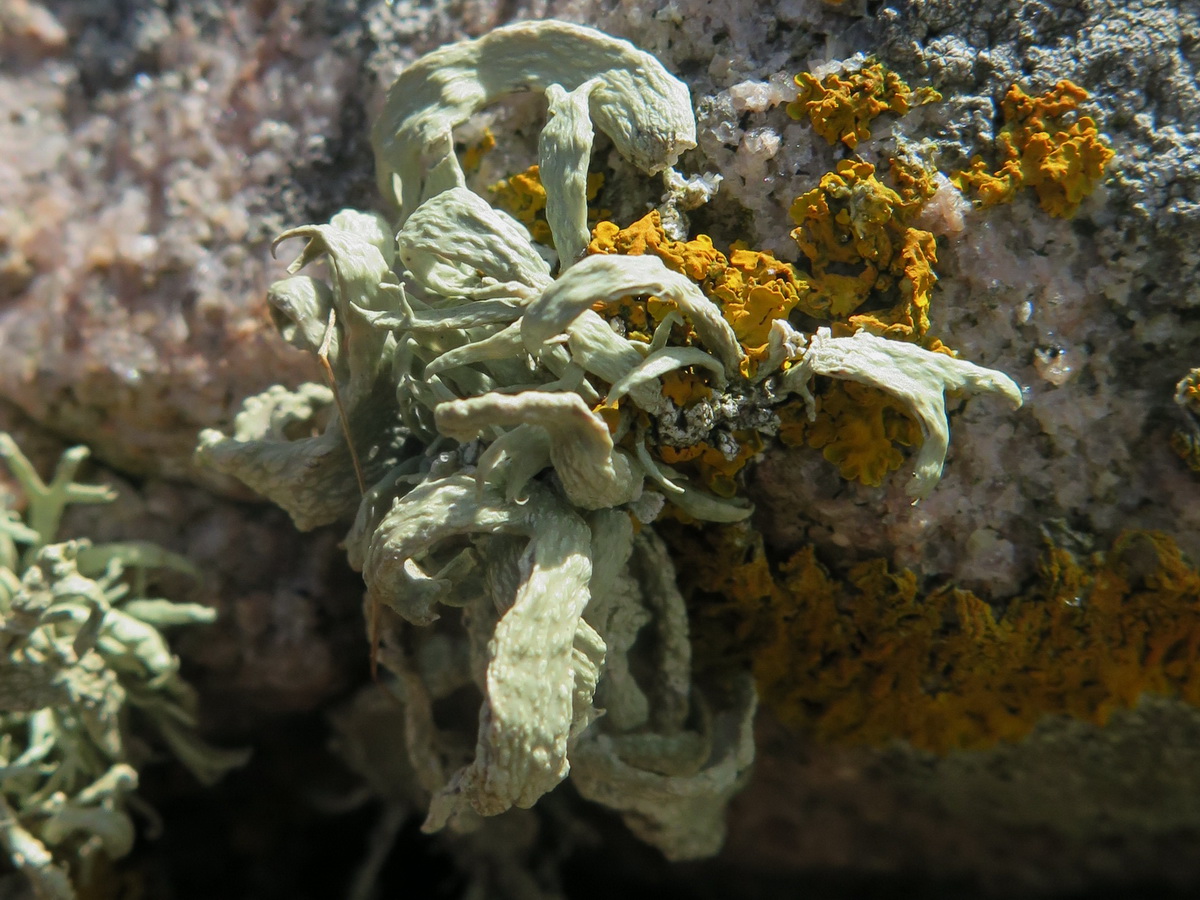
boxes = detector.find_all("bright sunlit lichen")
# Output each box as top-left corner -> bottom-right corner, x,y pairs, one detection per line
789,158 -> 938,341
589,211 -> 811,369
951,80 -> 1115,218
787,61 -> 941,149
197,19 -> 1022,864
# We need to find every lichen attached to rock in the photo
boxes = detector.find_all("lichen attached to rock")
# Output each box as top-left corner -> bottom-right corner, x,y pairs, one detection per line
674,523 -> 1200,755
197,19 -> 1022,861
787,61 -> 941,150
952,80 -> 1115,218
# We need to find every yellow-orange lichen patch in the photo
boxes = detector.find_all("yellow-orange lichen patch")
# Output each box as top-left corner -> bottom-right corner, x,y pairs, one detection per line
660,369 -> 713,407
589,211 -> 725,281
887,153 -> 942,205
461,127 -> 496,173
658,431 -> 764,498
788,159 -> 937,340
589,212 -> 810,366
787,62 -> 941,149
951,80 -> 1115,218
709,248 -> 811,361
593,399 -> 622,435
777,380 -> 922,487
1171,368 -> 1200,473
671,524 -> 1200,754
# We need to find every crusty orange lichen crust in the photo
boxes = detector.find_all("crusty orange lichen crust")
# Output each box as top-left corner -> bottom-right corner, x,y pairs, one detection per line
788,158 -> 939,340
581,209 -> 934,493
675,526 -> 1200,753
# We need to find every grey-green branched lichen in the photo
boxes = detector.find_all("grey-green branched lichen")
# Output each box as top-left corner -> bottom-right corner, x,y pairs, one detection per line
0,434 -> 248,899
197,20 -> 1021,859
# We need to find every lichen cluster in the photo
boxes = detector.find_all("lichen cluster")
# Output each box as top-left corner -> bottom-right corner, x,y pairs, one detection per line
787,64 -> 1114,221
673,524 -> 1200,753
952,80 -> 1116,218
197,21 -> 1021,858
0,434 -> 246,899
787,158 -> 940,341
787,61 -> 941,149
779,62 -> 1113,485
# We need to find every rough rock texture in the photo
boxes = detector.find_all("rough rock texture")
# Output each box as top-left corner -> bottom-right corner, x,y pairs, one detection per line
0,0 -> 370,487
3,0 -> 1200,896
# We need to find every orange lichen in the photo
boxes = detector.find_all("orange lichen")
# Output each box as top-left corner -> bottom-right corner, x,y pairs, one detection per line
489,164 -> 605,245
788,62 -> 941,149
1171,368 -> 1200,472
777,381 -> 922,487
589,212 -> 810,367
461,128 -> 496,173
658,431 -> 763,498
887,153 -> 942,205
587,208 -> 939,495
709,248 -> 811,358
593,399 -> 622,435
671,524 -> 1200,753
788,160 -> 937,340
951,80 -> 1115,218
660,369 -> 712,407
589,212 -> 726,281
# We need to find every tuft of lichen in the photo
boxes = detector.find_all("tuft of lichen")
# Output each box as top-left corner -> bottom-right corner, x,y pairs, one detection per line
952,80 -> 1115,218
0,433 -> 246,900
197,19 -> 1022,863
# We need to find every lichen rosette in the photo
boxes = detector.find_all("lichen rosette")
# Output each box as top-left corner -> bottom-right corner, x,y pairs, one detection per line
197,20 -> 1022,858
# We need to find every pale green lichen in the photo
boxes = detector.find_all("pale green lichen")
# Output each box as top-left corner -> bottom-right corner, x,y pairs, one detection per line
0,433 -> 247,899
198,20 -> 1022,861
782,327 -> 1024,500
371,20 -> 696,218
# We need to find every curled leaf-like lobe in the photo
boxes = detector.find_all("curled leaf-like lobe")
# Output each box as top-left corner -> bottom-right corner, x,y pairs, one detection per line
540,80 -> 598,267
783,328 -> 1024,499
523,254 -> 745,376
365,476 -> 594,824
571,674 -> 757,861
397,187 -> 552,296
372,20 -> 696,214
435,391 -> 643,510
272,220 -> 397,402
